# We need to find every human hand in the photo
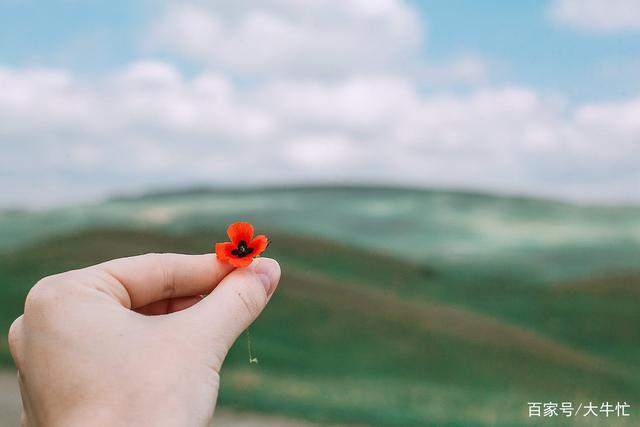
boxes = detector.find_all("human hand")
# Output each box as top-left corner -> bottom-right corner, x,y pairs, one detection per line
7,253 -> 281,426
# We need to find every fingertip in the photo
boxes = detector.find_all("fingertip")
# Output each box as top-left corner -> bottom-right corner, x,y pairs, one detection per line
250,258 -> 280,297
176,257 -> 281,362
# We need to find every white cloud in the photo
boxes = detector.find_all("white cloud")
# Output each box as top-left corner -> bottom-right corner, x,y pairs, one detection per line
147,0 -> 423,78
549,0 -> 640,32
254,76 -> 417,132
420,55 -> 494,86
146,1 -> 496,85
1,61 -> 639,207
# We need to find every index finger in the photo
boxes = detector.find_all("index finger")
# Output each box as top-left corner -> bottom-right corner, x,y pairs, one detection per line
94,253 -> 233,309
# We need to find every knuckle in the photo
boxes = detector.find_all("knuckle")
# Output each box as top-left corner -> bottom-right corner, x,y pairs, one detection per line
7,317 -> 23,357
24,275 -> 64,313
236,289 -> 261,319
146,253 -> 176,299
234,276 -> 266,319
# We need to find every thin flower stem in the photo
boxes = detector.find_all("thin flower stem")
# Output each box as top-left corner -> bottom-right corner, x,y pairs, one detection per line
246,327 -> 258,364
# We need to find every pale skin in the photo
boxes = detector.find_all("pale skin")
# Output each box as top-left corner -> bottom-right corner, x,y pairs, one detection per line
7,254 -> 281,426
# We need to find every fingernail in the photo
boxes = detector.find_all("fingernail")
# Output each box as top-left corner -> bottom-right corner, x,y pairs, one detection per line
252,258 -> 280,296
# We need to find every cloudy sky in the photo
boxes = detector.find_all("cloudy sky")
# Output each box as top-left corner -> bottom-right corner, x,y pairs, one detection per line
1,0 -> 639,208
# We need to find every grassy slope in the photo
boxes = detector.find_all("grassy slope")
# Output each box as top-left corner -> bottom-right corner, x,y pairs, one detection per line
2,187 -> 640,271
0,229 -> 638,426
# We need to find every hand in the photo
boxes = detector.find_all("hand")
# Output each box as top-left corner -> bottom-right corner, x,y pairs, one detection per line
7,253 -> 281,426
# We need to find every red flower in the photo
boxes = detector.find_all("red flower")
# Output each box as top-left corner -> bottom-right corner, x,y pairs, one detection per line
215,222 -> 269,268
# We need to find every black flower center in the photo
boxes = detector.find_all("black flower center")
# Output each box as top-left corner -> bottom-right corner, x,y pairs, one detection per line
231,240 -> 254,258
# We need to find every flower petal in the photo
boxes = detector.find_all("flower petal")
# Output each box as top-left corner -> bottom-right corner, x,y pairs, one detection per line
215,242 -> 235,262
249,235 -> 268,256
227,222 -> 254,243
228,256 -> 254,268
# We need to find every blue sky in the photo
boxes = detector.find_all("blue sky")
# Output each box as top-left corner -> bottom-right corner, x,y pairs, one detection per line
414,0 -> 640,100
0,0 -> 145,71
0,0 -> 639,207
2,0 -> 638,99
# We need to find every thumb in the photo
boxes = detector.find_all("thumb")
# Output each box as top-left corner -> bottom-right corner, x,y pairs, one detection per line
183,257 -> 280,360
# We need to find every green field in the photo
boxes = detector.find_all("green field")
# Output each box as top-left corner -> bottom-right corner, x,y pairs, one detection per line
1,187 -> 639,426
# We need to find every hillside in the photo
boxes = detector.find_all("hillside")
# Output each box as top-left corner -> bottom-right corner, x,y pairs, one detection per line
0,187 -> 639,426
2,187 -> 639,272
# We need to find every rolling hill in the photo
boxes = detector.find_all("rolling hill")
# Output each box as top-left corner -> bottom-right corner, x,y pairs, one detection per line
1,187 -> 639,426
